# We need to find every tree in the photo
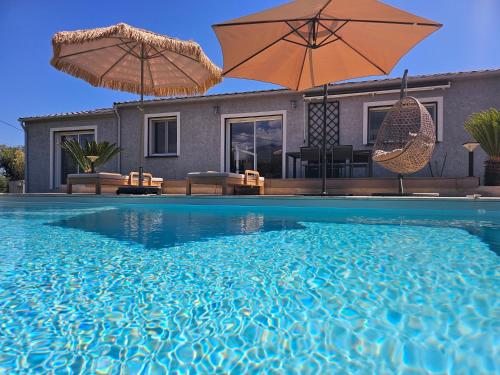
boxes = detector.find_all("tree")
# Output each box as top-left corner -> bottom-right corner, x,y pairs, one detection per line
0,145 -> 25,181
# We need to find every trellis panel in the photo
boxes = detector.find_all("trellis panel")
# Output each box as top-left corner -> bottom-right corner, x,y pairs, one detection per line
308,101 -> 339,149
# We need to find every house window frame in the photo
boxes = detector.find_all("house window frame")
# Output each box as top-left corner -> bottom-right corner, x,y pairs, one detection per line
49,125 -> 98,190
220,110 -> 287,178
144,112 -> 181,157
362,97 -> 443,145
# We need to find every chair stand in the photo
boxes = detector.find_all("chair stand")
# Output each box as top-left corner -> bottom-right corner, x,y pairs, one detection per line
398,174 -> 405,195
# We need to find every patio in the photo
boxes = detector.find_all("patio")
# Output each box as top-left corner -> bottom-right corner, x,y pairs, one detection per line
286,147 -> 373,179
158,176 -> 479,197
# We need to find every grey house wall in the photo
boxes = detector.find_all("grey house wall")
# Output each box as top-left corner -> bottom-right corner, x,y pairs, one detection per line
24,115 -> 117,193
340,75 -> 499,178
23,72 -> 500,193
119,74 -> 498,180
118,91 -> 306,180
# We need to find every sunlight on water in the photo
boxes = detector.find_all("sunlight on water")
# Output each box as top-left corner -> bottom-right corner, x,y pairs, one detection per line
0,203 -> 498,374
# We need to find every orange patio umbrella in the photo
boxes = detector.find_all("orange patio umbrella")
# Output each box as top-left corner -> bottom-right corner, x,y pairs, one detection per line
51,23 -> 222,186
213,0 -> 442,194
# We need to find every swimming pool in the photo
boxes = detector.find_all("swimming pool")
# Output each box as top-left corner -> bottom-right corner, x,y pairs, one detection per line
0,196 -> 498,373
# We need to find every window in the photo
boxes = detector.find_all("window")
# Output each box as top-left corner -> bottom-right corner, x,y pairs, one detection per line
363,98 -> 443,144
224,114 -> 285,178
147,115 -> 179,156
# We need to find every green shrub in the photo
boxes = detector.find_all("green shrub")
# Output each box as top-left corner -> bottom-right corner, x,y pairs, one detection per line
0,145 -> 24,181
464,109 -> 500,161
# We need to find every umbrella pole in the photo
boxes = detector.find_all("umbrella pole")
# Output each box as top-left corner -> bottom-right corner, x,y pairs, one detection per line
400,69 -> 408,100
139,43 -> 145,187
397,69 -> 408,195
321,84 -> 328,195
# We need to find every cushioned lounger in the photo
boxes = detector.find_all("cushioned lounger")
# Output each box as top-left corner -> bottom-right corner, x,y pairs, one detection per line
186,170 -> 264,195
67,172 -> 163,195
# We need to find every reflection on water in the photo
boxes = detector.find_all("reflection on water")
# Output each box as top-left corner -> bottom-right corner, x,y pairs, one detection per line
50,207 -> 305,249
46,204 -> 500,255
342,216 -> 500,256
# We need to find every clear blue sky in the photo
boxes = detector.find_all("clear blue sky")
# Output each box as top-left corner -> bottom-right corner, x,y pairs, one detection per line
1,0 -> 499,146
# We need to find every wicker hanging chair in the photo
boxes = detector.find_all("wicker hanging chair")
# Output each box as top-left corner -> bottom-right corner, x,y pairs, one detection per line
372,72 -> 436,177
372,96 -> 436,174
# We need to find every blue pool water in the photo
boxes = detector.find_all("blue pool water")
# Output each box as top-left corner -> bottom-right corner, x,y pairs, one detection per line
0,198 -> 498,374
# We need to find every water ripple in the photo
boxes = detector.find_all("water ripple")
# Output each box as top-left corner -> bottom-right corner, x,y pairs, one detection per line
0,205 -> 498,374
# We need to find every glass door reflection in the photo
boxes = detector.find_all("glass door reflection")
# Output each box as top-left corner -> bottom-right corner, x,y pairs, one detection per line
230,121 -> 255,175
227,116 -> 282,178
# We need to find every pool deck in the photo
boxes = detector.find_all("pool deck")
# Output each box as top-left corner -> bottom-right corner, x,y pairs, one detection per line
2,174 -> 499,211
16,176 -> 500,197
162,177 -> 484,196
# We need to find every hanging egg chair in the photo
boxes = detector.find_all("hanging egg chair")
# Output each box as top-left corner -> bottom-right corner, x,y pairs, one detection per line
372,70 -> 436,193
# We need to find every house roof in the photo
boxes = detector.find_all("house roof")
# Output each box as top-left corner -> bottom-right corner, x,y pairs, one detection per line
19,108 -> 114,122
19,68 -> 500,122
326,67 -> 500,90
114,67 -> 500,106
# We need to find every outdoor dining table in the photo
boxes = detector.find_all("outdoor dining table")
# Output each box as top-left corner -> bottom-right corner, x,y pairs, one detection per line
286,149 -> 373,178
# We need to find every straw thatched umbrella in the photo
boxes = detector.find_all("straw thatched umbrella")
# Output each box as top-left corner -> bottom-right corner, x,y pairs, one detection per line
51,23 -> 222,185
213,0 -> 441,194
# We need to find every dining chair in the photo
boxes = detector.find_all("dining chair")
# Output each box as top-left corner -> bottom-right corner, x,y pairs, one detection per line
331,145 -> 353,177
300,147 -> 321,178
350,150 -> 372,177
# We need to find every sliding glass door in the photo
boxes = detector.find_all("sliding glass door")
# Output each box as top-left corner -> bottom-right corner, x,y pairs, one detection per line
54,131 -> 95,187
226,116 -> 283,178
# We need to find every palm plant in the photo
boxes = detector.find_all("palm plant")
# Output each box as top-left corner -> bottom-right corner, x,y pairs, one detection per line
60,140 -> 121,173
465,108 -> 500,185
465,109 -> 500,161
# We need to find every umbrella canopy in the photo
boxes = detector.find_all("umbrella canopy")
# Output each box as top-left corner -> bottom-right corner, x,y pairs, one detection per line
213,0 -> 441,90
51,23 -> 222,188
213,0 -> 441,194
51,23 -> 222,97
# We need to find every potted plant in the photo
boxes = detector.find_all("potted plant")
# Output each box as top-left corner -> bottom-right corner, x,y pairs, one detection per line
0,145 -> 25,193
465,109 -> 500,186
60,140 -> 121,174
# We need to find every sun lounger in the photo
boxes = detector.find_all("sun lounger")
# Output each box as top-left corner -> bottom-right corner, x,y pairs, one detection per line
127,171 -> 163,188
116,171 -> 163,195
186,170 -> 265,195
67,172 -> 163,195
